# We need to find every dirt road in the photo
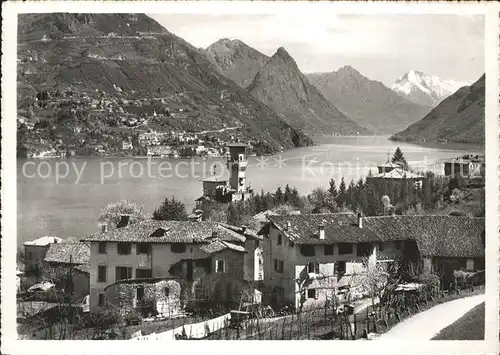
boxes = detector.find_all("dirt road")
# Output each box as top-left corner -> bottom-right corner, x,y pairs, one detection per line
377,294 -> 485,340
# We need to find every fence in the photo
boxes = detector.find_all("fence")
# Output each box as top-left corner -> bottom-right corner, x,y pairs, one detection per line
132,313 -> 232,340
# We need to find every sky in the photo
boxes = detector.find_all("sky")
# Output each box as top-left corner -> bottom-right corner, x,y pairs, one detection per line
148,13 -> 484,87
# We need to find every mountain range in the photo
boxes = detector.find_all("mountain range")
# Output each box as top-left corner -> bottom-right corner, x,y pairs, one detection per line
305,67 -> 432,134
205,40 -> 370,135
391,74 -> 485,145
17,13 -> 313,154
392,70 -> 472,107
205,38 -> 269,88
246,47 -> 370,135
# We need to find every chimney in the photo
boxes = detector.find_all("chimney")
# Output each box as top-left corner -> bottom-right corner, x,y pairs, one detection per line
318,225 -> 325,240
286,221 -> 291,230
117,215 -> 130,229
53,237 -> 58,244
357,213 -> 363,228
212,230 -> 219,240
101,224 -> 108,233
241,225 -> 247,233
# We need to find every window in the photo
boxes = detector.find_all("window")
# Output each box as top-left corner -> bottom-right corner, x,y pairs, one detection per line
378,242 -> 385,252
307,289 -> 316,299
28,252 -> 33,260
215,259 -> 225,273
357,243 -> 372,257
274,259 -> 284,273
307,261 -> 319,274
277,234 -> 282,245
115,266 -> 132,281
136,286 -> 144,302
338,243 -> 353,255
136,269 -> 152,279
336,261 -> 346,275
300,245 -> 315,257
136,243 -> 151,255
98,242 -> 106,254
164,287 -> 170,298
171,243 -> 187,253
117,242 -> 131,255
98,293 -> 105,307
395,241 -> 403,250
290,241 -> 295,248
324,244 -> 334,255
195,259 -> 212,273
98,265 -> 107,282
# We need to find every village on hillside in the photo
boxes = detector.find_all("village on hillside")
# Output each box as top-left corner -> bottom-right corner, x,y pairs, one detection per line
17,144 -> 486,340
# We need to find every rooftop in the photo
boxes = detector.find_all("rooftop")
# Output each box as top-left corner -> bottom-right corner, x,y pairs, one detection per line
24,236 -> 64,247
198,239 -> 246,254
264,213 -> 484,258
226,143 -> 250,148
378,162 -> 402,168
44,242 -> 91,265
369,168 -> 423,180
202,176 -> 227,183
81,220 -> 247,244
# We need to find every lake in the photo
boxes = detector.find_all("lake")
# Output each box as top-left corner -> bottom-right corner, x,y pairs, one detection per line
17,136 -> 483,245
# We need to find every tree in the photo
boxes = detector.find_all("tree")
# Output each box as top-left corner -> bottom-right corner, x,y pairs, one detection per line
328,178 -> 338,200
153,196 -> 188,221
337,177 -> 347,207
308,187 -> 333,213
227,203 -> 241,226
381,195 -> 394,216
98,200 -> 146,229
392,147 -> 408,170
271,203 -> 299,216
274,187 -> 285,205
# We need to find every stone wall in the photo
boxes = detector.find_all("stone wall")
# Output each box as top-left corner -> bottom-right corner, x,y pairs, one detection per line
105,279 -> 183,317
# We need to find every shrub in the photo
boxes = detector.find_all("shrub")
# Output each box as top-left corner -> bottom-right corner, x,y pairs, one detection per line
453,270 -> 474,289
124,310 -> 142,326
416,272 -> 440,297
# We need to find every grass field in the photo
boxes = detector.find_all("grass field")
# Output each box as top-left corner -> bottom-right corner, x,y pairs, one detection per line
431,302 -> 485,340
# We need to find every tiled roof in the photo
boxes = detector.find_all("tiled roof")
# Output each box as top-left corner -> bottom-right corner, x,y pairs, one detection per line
369,168 -> 423,179
266,213 -> 485,258
24,236 -> 64,246
267,213 -> 381,244
44,242 -> 91,265
81,220 -> 247,244
219,223 -> 262,240
363,215 -> 485,258
202,176 -> 227,183
198,240 -> 246,254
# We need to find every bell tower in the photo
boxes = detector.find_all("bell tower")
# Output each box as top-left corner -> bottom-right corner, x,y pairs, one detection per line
226,143 -> 249,198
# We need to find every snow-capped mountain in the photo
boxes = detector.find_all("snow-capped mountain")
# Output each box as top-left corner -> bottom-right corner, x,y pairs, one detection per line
391,70 -> 472,106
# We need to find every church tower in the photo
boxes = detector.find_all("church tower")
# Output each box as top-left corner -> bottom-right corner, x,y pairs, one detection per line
226,143 -> 249,200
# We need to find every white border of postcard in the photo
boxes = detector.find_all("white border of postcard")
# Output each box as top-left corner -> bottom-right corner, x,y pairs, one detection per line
2,1 -> 499,355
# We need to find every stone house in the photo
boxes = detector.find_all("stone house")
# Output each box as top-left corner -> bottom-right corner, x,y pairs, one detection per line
259,213 -> 484,309
81,219 -> 262,313
168,233 -> 262,306
43,241 -> 91,299
24,236 -> 64,275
